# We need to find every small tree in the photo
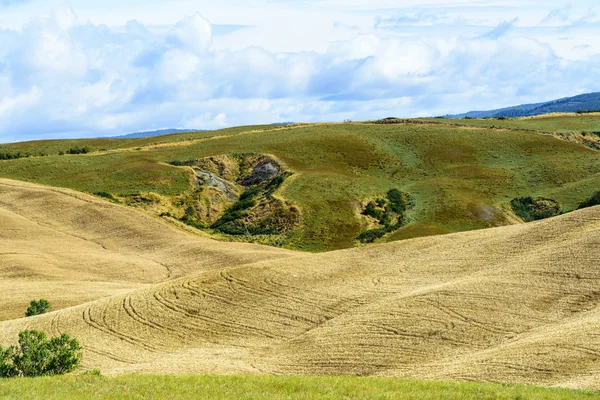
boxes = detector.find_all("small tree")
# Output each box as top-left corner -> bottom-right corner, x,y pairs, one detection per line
0,330 -> 81,378
25,299 -> 50,317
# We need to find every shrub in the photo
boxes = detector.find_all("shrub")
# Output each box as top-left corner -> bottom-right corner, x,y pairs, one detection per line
0,330 -> 82,378
168,159 -> 196,167
387,189 -> 414,214
215,221 -> 248,235
25,299 -> 50,317
240,187 -> 263,201
181,219 -> 206,230
379,211 -> 394,228
362,201 -> 382,219
510,197 -> 561,222
184,206 -> 196,219
357,228 -> 387,243
212,209 -> 243,227
66,146 -> 91,155
0,151 -> 30,160
232,198 -> 256,211
93,192 -> 117,202
578,191 -> 600,209
82,369 -> 102,376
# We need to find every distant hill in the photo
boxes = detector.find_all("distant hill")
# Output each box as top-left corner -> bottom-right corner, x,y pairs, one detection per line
448,92 -> 600,118
113,129 -> 203,139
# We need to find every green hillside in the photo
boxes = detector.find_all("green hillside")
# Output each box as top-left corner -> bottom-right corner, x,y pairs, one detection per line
1,118 -> 600,251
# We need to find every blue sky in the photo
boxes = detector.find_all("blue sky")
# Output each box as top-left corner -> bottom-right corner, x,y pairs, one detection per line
0,0 -> 599,142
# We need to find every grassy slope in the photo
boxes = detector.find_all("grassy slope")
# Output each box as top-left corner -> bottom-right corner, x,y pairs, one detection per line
424,114 -> 600,133
1,375 -> 598,400
3,180 -> 600,389
1,119 -> 600,251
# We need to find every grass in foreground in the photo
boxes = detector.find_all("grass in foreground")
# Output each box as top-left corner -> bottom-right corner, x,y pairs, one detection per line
0,375 -> 598,400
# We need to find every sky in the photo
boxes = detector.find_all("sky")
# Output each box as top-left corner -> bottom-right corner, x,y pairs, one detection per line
0,1 -> 599,142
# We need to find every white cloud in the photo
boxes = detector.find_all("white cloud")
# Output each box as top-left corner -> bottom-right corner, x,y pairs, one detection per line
0,2 -> 599,142
167,13 -> 212,54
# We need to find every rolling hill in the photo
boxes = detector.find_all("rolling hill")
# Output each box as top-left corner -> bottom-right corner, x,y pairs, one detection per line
447,92 -> 600,118
1,178 -> 600,390
0,179 -> 295,321
2,117 -> 600,251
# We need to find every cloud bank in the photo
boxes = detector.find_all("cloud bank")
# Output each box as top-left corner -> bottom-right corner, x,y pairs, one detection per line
0,2 -> 599,141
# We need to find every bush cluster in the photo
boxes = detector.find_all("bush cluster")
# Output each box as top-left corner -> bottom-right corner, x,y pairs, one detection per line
66,146 -> 91,155
211,173 -> 292,236
93,192 -> 118,202
510,197 -> 561,222
357,228 -> 388,243
0,330 -> 81,378
0,151 -> 31,160
357,189 -> 415,243
578,191 -> 600,209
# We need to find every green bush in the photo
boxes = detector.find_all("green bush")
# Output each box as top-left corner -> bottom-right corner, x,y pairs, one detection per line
0,151 -> 30,160
357,228 -> 387,243
25,299 -> 50,317
181,219 -> 206,230
0,330 -> 82,378
66,146 -> 91,155
93,192 -> 117,202
168,159 -> 196,166
386,190 -> 406,213
510,197 -> 561,222
358,190 -> 415,242
216,221 -> 248,235
362,201 -> 382,219
387,189 -> 415,214
212,210 -> 244,229
232,198 -> 256,211
578,191 -> 600,209
82,369 -> 102,376
240,187 -> 263,201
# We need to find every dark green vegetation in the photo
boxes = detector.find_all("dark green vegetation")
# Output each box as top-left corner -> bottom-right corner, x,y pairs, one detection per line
2,118 -> 600,251
510,197 -> 561,222
65,146 -> 91,155
358,189 -> 415,243
0,150 -> 34,160
0,330 -> 81,378
0,375 -> 597,400
25,299 -> 50,317
211,172 -> 296,236
578,191 -> 600,209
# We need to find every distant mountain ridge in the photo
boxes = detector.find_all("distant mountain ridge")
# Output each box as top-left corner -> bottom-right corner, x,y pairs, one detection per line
113,129 -> 202,139
447,92 -> 600,118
